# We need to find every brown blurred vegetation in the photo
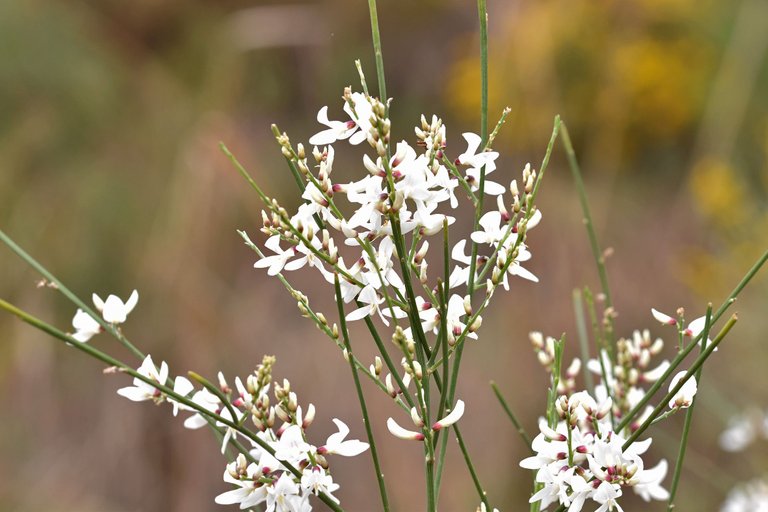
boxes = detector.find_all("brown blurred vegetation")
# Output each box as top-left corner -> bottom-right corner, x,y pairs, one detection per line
1,0 -> 767,510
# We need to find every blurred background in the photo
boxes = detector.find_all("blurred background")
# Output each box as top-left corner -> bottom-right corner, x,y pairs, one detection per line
1,0 -> 767,510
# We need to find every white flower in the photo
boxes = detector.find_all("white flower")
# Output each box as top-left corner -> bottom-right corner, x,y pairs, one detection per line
71,309 -> 101,342
345,285 -> 405,326
169,376 -> 195,416
470,211 -> 505,246
301,466 -> 340,503
116,354 -> 168,402
266,472 -> 307,512
92,289 -> 139,324
651,308 -> 677,326
317,418 -> 369,456
254,236 -> 296,276
651,308 -> 712,346
593,481 -> 624,512
215,454 -> 268,509
457,133 -> 505,195
273,424 -> 312,466
386,417 -> 424,441
432,399 -> 465,430
668,371 -> 697,409
633,459 -> 670,502
182,388 -> 222,429
309,92 -> 372,146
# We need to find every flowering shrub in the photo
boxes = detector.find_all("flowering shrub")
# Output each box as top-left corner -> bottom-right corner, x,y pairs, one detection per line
1,1 -> 767,511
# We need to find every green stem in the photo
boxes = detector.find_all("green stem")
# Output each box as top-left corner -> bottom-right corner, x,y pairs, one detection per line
666,306 -> 712,511
572,289 -> 595,396
0,229 -> 145,360
491,381 -> 533,451
455,424 -> 490,510
560,123 -> 615,347
334,276 -> 390,512
477,0 -> 488,142
366,0 -> 387,102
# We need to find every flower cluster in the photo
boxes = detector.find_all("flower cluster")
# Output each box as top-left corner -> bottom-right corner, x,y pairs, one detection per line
522,307 -> 704,510
254,86 -> 541,348
70,289 -> 138,342
116,351 -> 368,511
520,392 -> 669,511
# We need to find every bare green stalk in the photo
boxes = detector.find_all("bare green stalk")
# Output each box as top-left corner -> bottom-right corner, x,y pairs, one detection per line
560,123 -> 615,347
0,229 -> 145,360
572,289 -> 594,395
491,381 -> 533,450
334,276 -> 390,512
366,0 -> 387,103
666,305 -> 713,511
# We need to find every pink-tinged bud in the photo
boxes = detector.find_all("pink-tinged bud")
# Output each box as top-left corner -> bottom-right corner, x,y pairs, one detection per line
497,195 -> 510,222
387,418 -> 425,441
410,407 -> 424,427
302,403 -> 316,428
541,424 -> 567,442
414,241 -> 429,264
463,295 -> 472,316
385,374 -> 396,397
391,142 -> 408,167
432,400 -> 465,431
651,308 -> 678,326
217,372 -> 231,393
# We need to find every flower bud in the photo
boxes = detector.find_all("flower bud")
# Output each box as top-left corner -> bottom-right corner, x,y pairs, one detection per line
410,407 -> 424,427
302,403 -> 316,428
412,361 -> 423,380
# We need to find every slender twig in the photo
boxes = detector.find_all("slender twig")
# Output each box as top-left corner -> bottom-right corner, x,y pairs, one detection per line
560,123 -> 615,348
334,276 -> 390,512
491,382 -> 533,451
366,0 -> 387,103
666,305 -> 712,510
572,289 -> 594,396
455,424 -> 490,510
0,229 -> 145,360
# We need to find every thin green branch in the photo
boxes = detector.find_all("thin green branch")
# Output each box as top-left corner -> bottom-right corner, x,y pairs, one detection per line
455,424 -> 490,510
560,123 -> 615,346
491,381 -> 533,451
334,276 -> 390,512
0,229 -> 144,360
572,289 -> 594,396
366,0 -> 387,102
666,305 -> 711,511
